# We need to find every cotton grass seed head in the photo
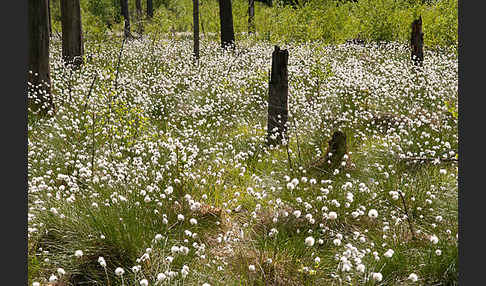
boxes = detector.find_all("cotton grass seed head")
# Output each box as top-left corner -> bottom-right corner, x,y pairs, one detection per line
74,250 -> 83,258
98,256 -> 107,267
368,209 -> 378,219
328,211 -> 338,220
371,272 -> 383,282
384,249 -> 394,258
305,236 -> 315,247
115,267 -> 125,276
408,273 -> 418,282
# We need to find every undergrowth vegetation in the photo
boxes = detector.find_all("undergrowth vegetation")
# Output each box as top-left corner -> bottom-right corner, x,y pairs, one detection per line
48,0 -> 457,50
28,31 -> 457,285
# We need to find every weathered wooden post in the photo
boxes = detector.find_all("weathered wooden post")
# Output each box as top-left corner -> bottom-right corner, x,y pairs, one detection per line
267,46 -> 289,146
411,16 -> 424,66
248,0 -> 255,34
60,0 -> 84,68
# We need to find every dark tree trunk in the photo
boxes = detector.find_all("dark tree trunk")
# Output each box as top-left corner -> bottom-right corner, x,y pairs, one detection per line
193,0 -> 200,60
48,0 -> 52,37
28,0 -> 54,115
248,0 -> 255,34
218,0 -> 235,49
135,0 -> 143,34
120,0 -> 131,38
267,46 -> 289,146
60,0 -> 84,68
147,0 -> 153,18
411,16 -> 424,66
136,0 -> 142,15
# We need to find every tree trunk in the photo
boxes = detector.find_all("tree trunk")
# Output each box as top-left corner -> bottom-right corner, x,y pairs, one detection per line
28,0 -> 54,115
120,0 -> 131,38
248,0 -> 255,34
411,16 -> 424,66
61,0 -> 84,68
218,0 -> 235,49
267,46 -> 289,146
147,0 -> 153,18
193,0 -> 200,60
135,0 -> 143,34
48,0 -> 52,37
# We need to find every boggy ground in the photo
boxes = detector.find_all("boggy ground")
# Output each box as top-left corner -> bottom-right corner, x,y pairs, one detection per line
28,35 -> 457,285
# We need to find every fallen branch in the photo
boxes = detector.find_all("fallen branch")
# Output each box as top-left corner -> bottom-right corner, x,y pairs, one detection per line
400,156 -> 458,163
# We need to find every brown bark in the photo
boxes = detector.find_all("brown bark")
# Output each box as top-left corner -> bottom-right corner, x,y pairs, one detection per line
411,16 -> 424,66
193,0 -> 200,60
267,46 -> 289,146
28,0 -> 54,115
120,0 -> 131,38
135,0 -> 144,34
248,0 -> 255,34
218,0 -> 235,49
147,0 -> 153,18
48,0 -> 52,37
61,0 -> 84,68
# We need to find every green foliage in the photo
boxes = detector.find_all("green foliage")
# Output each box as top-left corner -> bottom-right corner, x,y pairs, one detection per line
69,0 -> 457,48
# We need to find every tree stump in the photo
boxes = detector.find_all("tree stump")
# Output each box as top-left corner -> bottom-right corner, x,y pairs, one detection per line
218,0 -> 235,49
60,0 -> 84,68
28,0 -> 54,115
267,46 -> 289,146
311,131 -> 348,170
411,16 -> 424,66
248,0 -> 255,34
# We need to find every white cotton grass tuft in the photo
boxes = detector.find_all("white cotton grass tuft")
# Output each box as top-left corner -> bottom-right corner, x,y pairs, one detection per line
430,235 -> 439,244
305,236 -> 315,247
408,273 -> 419,282
98,256 -> 107,267
328,211 -> 338,220
74,250 -> 83,258
115,267 -> 125,276
384,249 -> 394,258
57,268 -> 66,276
371,272 -> 383,282
368,209 -> 378,219
49,274 -> 58,282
